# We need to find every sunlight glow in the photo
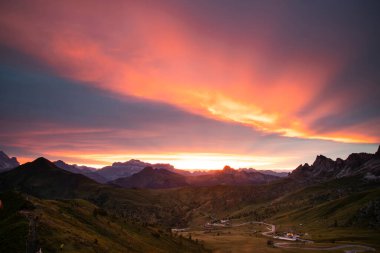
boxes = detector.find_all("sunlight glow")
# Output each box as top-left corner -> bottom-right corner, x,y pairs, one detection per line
55,152 -> 292,171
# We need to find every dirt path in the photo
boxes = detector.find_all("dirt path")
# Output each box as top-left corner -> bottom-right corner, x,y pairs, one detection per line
20,211 -> 38,253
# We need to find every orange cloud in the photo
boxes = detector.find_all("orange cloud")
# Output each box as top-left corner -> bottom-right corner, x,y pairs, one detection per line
0,1 -> 378,144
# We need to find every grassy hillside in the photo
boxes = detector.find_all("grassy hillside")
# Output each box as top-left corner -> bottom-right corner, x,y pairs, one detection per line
0,191 -> 208,253
270,188 -> 380,246
0,158 -> 184,226
0,191 -> 30,253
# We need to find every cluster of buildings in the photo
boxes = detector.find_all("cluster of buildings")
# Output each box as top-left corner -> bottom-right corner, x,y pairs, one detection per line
203,219 -> 231,230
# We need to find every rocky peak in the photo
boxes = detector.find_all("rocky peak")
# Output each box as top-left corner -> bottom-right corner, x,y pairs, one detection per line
312,155 -> 334,167
0,151 -> 20,171
112,159 -> 147,167
375,145 -> 380,158
345,153 -> 373,168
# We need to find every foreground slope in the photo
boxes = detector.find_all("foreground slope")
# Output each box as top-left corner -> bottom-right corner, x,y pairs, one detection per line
0,191 -> 207,253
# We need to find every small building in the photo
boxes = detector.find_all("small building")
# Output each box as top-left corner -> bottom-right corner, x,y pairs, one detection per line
171,228 -> 189,233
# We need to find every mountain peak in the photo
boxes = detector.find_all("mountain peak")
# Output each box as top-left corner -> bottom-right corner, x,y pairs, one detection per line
112,166 -> 188,189
34,157 -> 52,164
0,151 -> 20,172
312,154 -> 334,167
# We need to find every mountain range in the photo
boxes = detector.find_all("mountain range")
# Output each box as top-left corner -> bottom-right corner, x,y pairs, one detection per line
290,145 -> 380,183
0,151 -> 289,187
0,146 -> 379,252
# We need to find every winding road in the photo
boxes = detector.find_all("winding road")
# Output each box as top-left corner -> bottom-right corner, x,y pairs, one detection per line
250,221 -> 376,252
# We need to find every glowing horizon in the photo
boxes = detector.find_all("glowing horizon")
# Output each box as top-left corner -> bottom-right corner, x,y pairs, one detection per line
16,151 -> 295,171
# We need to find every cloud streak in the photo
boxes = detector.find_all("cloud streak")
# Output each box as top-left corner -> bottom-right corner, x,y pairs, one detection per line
1,1 -> 379,143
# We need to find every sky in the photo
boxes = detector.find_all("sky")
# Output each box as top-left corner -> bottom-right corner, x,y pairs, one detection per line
0,0 -> 379,171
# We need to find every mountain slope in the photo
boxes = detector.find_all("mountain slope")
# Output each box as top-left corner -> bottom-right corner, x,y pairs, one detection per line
239,168 -> 289,177
187,166 -> 280,186
0,157 -> 198,227
0,157 -> 101,199
0,191 -> 207,253
112,167 -> 189,189
0,191 -> 29,253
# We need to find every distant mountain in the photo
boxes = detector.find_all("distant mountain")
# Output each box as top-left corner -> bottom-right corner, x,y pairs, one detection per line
238,168 -> 289,177
290,145 -> 380,183
53,160 -> 107,183
112,166 -> 189,189
0,151 -> 20,172
114,165 -> 280,189
96,159 -> 190,181
187,166 -> 280,186
53,160 -> 96,173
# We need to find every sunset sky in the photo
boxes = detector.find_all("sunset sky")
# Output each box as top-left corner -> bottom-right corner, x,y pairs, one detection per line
0,0 -> 379,170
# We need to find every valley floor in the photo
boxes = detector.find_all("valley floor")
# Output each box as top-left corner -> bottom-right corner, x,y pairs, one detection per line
176,220 -> 378,253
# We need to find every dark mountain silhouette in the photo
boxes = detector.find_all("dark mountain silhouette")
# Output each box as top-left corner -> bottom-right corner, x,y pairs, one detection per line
96,159 -> 192,181
53,160 -> 107,183
112,166 -> 189,189
290,145 -> 380,183
0,151 -> 20,172
53,160 -> 96,173
187,166 -> 280,187
0,157 -> 101,199
113,165 -> 280,189
97,159 -> 151,181
238,168 -> 289,177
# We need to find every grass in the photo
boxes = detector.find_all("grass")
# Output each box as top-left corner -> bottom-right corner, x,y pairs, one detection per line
0,191 -> 30,253
32,197 -> 208,253
270,188 -> 380,247
0,192 -> 207,253
177,222 -> 349,253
